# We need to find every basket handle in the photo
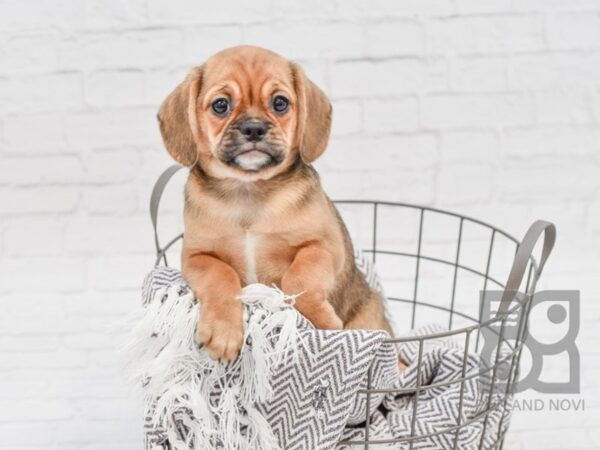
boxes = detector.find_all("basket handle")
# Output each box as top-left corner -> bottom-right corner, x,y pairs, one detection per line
495,220 -> 556,318
150,164 -> 183,259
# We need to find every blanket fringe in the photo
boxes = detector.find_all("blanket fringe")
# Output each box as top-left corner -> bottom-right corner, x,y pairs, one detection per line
122,282 -> 305,450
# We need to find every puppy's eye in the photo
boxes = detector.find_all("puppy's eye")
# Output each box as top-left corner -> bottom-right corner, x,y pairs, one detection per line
272,95 -> 289,114
211,97 -> 230,116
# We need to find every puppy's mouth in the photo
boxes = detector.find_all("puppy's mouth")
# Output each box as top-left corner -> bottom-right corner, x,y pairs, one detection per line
220,142 -> 284,172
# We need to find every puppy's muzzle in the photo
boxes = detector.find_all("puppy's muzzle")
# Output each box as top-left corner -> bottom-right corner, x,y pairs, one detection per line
220,119 -> 284,171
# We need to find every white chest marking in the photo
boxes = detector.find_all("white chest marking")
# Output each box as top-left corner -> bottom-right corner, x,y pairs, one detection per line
244,231 -> 258,284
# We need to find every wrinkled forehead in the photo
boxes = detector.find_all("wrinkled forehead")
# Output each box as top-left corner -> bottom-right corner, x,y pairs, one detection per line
201,50 -> 295,102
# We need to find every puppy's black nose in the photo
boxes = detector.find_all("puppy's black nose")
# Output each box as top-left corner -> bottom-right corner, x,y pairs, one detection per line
239,121 -> 267,142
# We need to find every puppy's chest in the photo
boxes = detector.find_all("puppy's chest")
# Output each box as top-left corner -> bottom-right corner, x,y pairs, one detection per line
227,229 -> 298,286
189,198 -> 329,285
242,230 -> 259,284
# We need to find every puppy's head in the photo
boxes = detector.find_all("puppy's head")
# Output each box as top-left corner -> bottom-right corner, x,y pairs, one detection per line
157,46 -> 332,181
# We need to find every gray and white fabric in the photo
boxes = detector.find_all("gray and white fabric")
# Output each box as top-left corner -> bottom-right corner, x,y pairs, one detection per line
136,264 -> 512,450
339,324 -> 512,449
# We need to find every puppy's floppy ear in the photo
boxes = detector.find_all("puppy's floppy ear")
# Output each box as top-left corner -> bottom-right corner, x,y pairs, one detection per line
157,67 -> 203,167
291,63 -> 332,163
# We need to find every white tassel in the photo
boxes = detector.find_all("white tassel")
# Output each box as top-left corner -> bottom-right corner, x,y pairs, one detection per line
122,280 -> 310,449
245,404 -> 281,450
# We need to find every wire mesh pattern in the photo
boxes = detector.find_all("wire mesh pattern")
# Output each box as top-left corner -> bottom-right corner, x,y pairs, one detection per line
332,201 -> 543,450
153,198 -> 551,450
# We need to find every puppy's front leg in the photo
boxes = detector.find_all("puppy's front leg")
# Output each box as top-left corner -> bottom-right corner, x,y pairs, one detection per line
183,253 -> 244,362
281,244 -> 343,330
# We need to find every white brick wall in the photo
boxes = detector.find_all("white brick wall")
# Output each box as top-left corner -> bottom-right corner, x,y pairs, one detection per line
1,1 -> 599,448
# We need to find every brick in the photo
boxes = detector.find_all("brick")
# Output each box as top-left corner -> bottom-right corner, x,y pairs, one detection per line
84,0 -> 147,28
451,56 -> 507,91
331,59 -> 447,98
87,255 -> 153,290
422,93 -> 534,128
78,398 -> 139,420
244,22 -> 365,59
366,21 -> 424,57
514,0 -> 600,12
0,422 -> 57,445
330,100 -> 362,137
0,308 -> 89,336
269,0 -> 337,18
144,68 -> 186,105
56,418 -> 142,444
498,159 -> 599,202
320,167 -> 437,204
588,200 -> 600,234
3,113 -> 66,154
0,257 -> 85,292
0,0 -> 84,31
456,0 -> 513,13
0,379 -> 47,398
85,149 -> 139,184
85,70 -> 146,107
547,12 -> 600,50
503,126 -> 600,157
89,315 -> 128,335
147,0 -> 273,24
75,291 -> 145,316
42,375 -> 131,399
82,185 -> 138,214
65,108 -> 160,148
62,30 -> 185,71
4,217 -> 64,256
64,332 -> 116,350
363,97 -> 420,133
184,25 -> 244,64
441,130 -> 498,162
0,399 -> 74,422
594,89 -> 600,123
340,0 -> 455,18
0,32 -> 60,75
0,335 -> 60,352
0,156 -> 83,185
509,53 -> 600,89
322,134 -> 438,172
65,215 -> 154,254
0,186 -> 79,215
426,15 -> 545,54
0,72 -> 83,113
1,350 -> 87,371
88,348 -> 124,367
535,90 -> 593,124
437,163 -> 494,205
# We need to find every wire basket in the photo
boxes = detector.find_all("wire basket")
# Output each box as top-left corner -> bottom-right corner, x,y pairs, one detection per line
150,165 -> 556,450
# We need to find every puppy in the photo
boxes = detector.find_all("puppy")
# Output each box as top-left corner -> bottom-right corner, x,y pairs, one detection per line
158,45 -> 394,362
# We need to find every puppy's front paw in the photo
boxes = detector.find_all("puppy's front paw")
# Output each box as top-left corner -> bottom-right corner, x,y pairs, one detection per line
196,302 -> 244,362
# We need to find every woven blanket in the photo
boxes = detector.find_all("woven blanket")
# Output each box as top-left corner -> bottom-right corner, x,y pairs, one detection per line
127,262 -> 512,450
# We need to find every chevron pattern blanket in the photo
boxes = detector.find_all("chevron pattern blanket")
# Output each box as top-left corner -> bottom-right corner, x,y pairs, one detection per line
128,257 -> 512,450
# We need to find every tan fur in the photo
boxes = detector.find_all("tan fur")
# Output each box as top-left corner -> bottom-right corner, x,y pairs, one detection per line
157,46 -> 394,361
